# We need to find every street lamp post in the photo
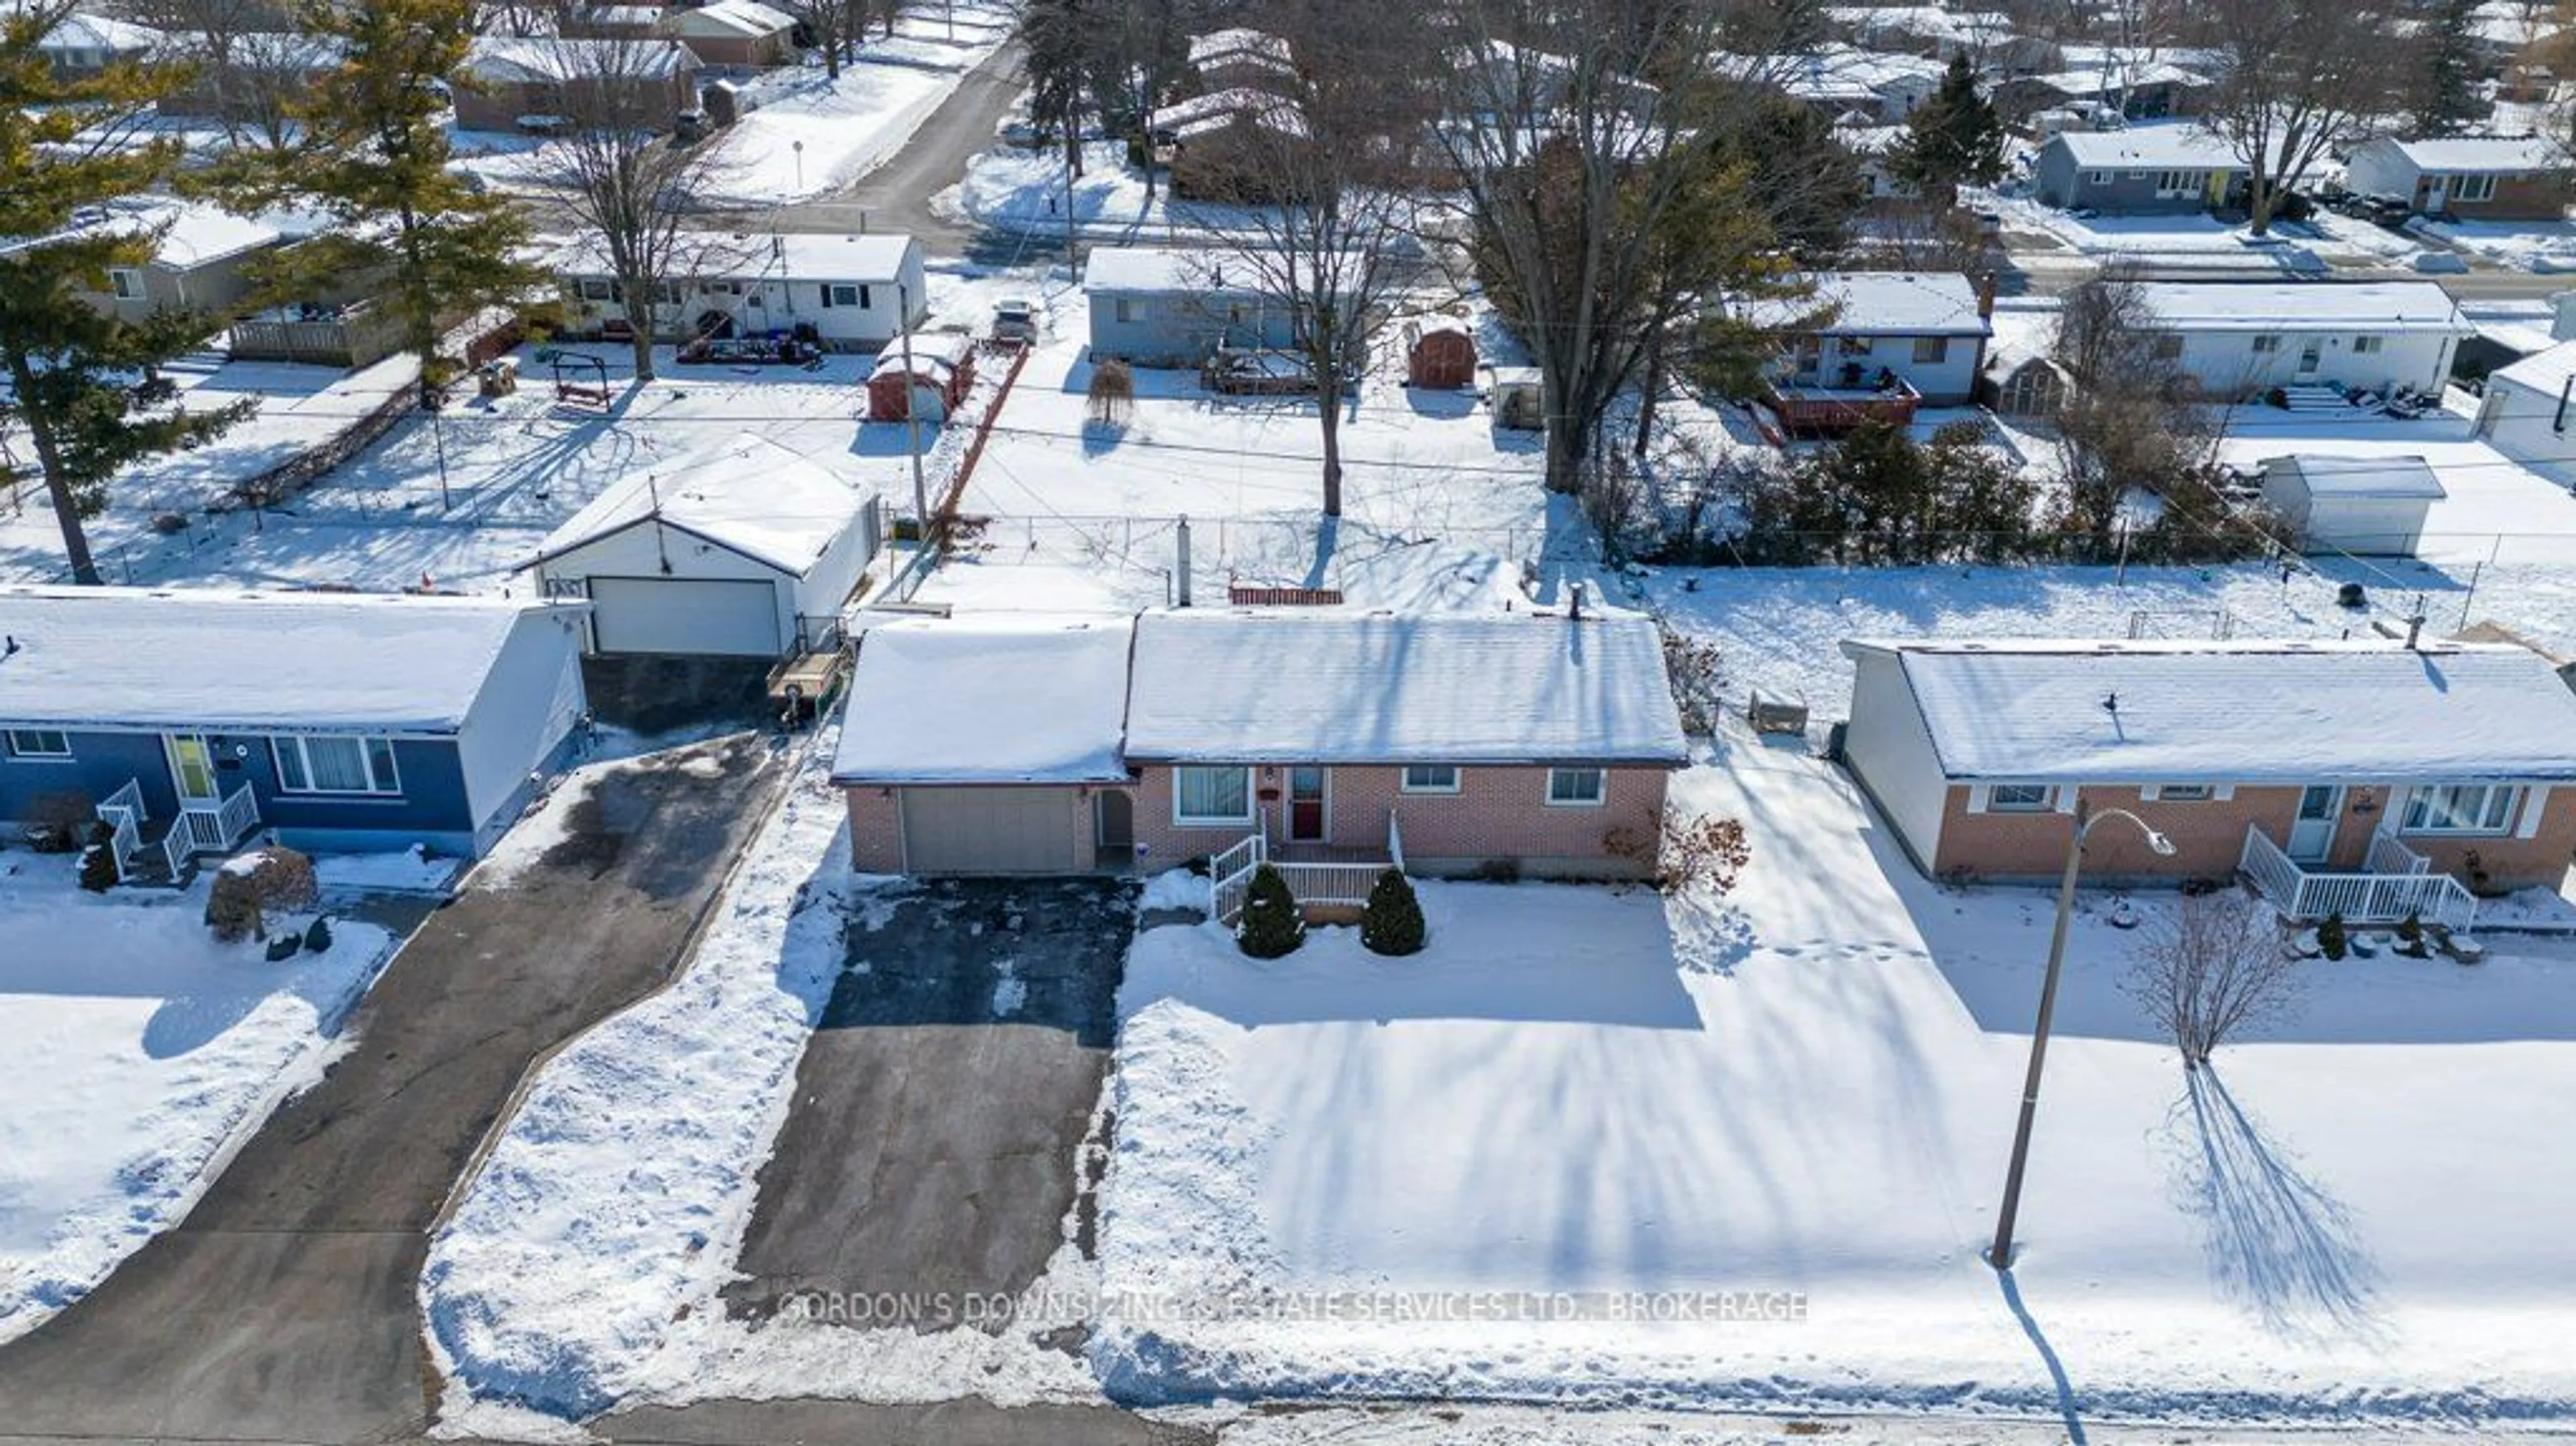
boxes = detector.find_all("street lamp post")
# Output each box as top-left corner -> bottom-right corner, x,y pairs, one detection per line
1987,800 -> 2176,1270
792,139 -> 804,193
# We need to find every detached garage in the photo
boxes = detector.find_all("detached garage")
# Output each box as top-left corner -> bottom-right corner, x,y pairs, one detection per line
830,617 -> 1134,875
526,432 -> 882,657
2259,454 -> 2447,557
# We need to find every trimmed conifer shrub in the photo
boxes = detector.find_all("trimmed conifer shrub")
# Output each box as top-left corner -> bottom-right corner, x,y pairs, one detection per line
1360,868 -> 1426,956
1236,862 -> 1304,959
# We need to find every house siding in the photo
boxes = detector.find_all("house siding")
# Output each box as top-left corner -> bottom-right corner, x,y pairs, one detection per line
2347,142 -> 2573,221
2167,327 -> 2457,398
452,66 -> 698,132
2035,145 -> 2240,213
1780,330 -> 1984,404
1085,290 -> 1293,367
561,247 -> 928,351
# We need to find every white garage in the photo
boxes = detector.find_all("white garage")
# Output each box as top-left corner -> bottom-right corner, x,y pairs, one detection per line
2259,454 -> 2447,558
526,431 -> 881,657
898,787 -> 1084,873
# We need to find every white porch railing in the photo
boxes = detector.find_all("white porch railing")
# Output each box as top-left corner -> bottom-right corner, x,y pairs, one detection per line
160,783 -> 263,876
1211,813 -> 1405,925
1211,834 -> 1263,926
2240,825 -> 2477,931
2366,828 -> 2431,876
95,779 -> 146,879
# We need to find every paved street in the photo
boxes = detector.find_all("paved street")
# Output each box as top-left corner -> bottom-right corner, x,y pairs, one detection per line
0,736 -> 785,1445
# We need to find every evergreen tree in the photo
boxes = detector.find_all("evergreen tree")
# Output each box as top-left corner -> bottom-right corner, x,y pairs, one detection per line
1360,869 -> 1426,956
2409,0 -> 2490,138
1235,863 -> 1304,959
1022,0 -> 1089,176
247,0 -> 538,402
0,3 -> 256,585
1888,55 -> 2006,209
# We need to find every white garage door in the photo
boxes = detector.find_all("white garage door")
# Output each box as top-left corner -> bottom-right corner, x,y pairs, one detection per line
902,787 -> 1080,874
587,576 -> 782,657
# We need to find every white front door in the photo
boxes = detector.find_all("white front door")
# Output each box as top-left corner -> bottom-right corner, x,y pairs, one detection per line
2424,178 -> 2448,212
166,733 -> 219,805
2288,785 -> 2343,863
2296,340 -> 2323,377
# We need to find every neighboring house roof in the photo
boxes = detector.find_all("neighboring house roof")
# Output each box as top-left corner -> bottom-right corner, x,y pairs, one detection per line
2046,125 -> 2247,172
1083,244 -> 1265,296
2488,335 -> 2576,396
1124,610 -> 1689,766
1740,272 -> 1992,337
0,586 -> 584,734
665,0 -> 796,38
2135,281 -> 2473,335
549,229 -> 917,284
1840,638 -> 2576,784
1150,86 -> 1307,141
460,36 -> 698,85
2367,135 -> 2571,175
568,3 -> 662,27
2266,455 -> 2448,500
2025,62 -> 2210,97
829,617 -> 1136,785
28,9 -> 164,52
527,432 -> 871,577
1188,26 -> 1293,71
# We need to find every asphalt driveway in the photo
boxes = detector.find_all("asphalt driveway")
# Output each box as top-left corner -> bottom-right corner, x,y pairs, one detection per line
719,877 -> 1136,1321
0,734 -> 784,1445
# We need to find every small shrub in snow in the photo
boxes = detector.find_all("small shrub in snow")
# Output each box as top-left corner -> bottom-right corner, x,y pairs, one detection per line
2394,910 -> 2428,958
264,932 -> 303,962
78,842 -> 119,893
2316,911 -> 2348,962
1236,863 -> 1304,959
1607,810 -> 1752,895
1360,869 -> 1426,956
1087,358 -> 1134,426
204,846 -> 319,943
303,916 -> 335,954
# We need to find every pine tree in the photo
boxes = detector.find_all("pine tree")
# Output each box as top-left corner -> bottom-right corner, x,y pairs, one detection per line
0,4 -> 257,584
1360,868 -> 1426,956
2410,0 -> 2491,138
1022,0 -> 1088,176
1888,55 -> 2007,209
2316,911 -> 2349,961
1235,863 -> 1304,959
246,0 -> 539,402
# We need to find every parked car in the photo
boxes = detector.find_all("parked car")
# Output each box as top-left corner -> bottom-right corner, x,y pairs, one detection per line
991,296 -> 1040,344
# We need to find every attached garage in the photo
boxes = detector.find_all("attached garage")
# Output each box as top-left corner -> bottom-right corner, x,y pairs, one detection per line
832,617 -> 1136,875
898,787 -> 1083,873
525,431 -> 880,657
585,576 -> 781,657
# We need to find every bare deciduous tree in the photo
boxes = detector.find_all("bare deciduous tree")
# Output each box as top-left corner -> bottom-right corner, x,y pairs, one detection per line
525,39 -> 741,380
2201,0 -> 2404,235
2123,889 -> 2307,1068
2048,268 -> 2212,541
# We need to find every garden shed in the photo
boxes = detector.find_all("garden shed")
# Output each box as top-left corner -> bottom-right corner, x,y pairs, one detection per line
2258,455 -> 2447,557
866,331 -> 977,422
525,432 -> 880,658
1404,317 -> 1479,388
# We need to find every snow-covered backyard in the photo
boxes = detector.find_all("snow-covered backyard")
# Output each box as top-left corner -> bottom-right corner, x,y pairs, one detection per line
1093,738 -> 2576,1426
0,854 -> 397,1344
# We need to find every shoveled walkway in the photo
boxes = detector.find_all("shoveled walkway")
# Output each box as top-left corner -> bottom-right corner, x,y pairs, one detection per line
0,734 -> 785,1445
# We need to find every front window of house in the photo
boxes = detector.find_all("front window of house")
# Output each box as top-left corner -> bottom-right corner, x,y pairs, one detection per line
578,277 -> 619,302
107,268 -> 144,300
1546,767 -> 1605,806
1989,783 -> 2054,812
2251,334 -> 2282,355
824,284 -> 865,307
1913,336 -> 1949,364
2455,173 -> 2498,203
1401,764 -> 1460,793
2353,335 -> 2383,355
1173,765 -> 1252,824
2151,783 -> 2214,801
272,735 -> 402,796
2402,783 -> 2522,835
5,728 -> 72,759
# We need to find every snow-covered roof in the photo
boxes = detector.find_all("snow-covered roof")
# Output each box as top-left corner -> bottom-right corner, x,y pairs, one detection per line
0,197 -> 306,271
2046,125 -> 2245,171
830,618 -> 1135,785
0,587 -> 584,734
548,230 -> 917,284
2368,135 -> 2570,175
1741,272 -> 1991,337
867,331 -> 974,379
2488,336 -> 2576,398
527,432 -> 872,577
2266,455 -> 2448,501
461,36 -> 698,84
1189,27 -> 1293,71
1843,638 -> 2576,784
28,10 -> 163,52
1150,86 -> 1307,140
1083,245 -> 1263,296
2136,281 -> 2473,335
664,0 -> 796,38
1125,610 -> 1689,766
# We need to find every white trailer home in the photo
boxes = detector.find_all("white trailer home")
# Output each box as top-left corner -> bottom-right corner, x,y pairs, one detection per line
2134,282 -> 2472,399
556,233 -> 929,352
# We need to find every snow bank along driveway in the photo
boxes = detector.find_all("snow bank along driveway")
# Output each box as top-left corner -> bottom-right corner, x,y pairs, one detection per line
1095,740 -> 2576,1427
0,856 -> 394,1344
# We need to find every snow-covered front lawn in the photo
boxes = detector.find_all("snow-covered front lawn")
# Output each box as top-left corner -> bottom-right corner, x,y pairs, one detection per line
0,854 -> 396,1343
1094,740 -> 2576,1427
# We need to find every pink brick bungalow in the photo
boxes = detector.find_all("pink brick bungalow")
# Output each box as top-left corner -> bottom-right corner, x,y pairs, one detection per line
830,608 -> 1692,884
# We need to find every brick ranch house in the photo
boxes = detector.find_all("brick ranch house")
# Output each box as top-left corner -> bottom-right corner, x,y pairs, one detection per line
830,609 -> 1690,891
1838,638 -> 2576,928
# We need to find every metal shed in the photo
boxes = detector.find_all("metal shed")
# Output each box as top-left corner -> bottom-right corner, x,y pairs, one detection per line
2258,455 -> 2447,557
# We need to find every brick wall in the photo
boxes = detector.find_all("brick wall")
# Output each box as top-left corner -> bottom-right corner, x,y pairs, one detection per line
845,787 -> 906,873
1129,763 -> 1668,879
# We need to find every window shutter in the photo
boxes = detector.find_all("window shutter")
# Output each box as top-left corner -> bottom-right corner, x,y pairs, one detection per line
2053,785 -> 2078,814
2518,784 -> 2552,840
1966,784 -> 1990,815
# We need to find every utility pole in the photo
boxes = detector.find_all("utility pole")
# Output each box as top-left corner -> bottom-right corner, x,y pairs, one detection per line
899,282 -> 928,537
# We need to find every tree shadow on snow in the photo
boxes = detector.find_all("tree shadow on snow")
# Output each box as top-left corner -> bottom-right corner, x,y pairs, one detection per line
2168,1068 -> 2387,1345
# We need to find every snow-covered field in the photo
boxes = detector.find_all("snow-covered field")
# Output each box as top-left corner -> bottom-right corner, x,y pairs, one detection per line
1094,738 -> 2576,1426
455,2 -> 1018,207
0,854 -> 396,1344
2414,215 -> 2576,272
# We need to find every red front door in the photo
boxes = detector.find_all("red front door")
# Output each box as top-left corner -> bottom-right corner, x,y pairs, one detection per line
1288,767 -> 1327,842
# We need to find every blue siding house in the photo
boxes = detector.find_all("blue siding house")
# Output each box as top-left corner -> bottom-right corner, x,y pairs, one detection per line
1084,244 -> 1303,366
1,587 -> 592,875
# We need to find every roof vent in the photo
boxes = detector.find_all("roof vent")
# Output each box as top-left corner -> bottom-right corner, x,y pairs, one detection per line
2102,691 -> 2119,716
